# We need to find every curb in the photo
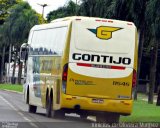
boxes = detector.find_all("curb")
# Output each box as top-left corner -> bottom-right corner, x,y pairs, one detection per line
2,89 -> 23,94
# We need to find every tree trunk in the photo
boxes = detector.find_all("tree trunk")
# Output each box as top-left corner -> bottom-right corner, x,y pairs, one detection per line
11,50 -> 17,84
134,26 -> 145,100
8,44 -> 12,83
148,41 -> 158,104
18,60 -> 22,85
0,46 -> 6,83
156,88 -> 160,106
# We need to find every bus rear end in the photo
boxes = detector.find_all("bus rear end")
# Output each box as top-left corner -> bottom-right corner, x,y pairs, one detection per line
61,17 -> 137,122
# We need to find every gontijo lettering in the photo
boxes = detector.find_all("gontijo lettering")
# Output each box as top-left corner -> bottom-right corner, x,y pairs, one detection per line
72,53 -> 131,65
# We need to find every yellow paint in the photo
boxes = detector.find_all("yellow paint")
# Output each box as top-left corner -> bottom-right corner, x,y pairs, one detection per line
39,56 -> 61,108
61,93 -> 133,114
30,17 -> 138,116
67,68 -> 132,99
97,26 -> 122,40
40,23 -> 72,109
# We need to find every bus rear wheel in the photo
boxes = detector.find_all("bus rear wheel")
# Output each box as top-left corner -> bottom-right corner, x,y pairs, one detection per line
46,96 -> 65,118
96,113 -> 120,123
46,96 -> 52,117
28,104 -> 37,113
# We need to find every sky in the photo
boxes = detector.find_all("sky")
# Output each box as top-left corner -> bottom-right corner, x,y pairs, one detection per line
24,0 -> 78,18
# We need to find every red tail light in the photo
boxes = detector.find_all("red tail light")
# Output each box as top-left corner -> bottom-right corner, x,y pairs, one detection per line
62,64 -> 68,81
62,64 -> 68,93
132,69 -> 137,88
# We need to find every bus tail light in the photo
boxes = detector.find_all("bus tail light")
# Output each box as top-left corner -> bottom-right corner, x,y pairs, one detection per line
132,69 -> 137,88
62,64 -> 68,93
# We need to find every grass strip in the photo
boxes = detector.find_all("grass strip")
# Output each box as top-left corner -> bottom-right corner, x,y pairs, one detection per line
121,100 -> 160,122
0,84 -> 23,93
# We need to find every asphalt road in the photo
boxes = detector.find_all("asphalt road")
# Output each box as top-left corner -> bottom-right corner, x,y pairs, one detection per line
0,90 -> 95,128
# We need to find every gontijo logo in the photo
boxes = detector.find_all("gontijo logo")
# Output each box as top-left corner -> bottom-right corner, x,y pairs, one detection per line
88,26 -> 122,40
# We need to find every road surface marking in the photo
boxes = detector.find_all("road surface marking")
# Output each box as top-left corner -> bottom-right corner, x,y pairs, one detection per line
17,112 -> 24,116
29,122 -> 39,128
0,95 -> 38,128
0,95 -> 17,111
88,116 -> 96,122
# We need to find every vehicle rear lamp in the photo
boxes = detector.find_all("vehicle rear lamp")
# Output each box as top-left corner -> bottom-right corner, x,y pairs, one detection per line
62,64 -> 68,93
132,69 -> 137,88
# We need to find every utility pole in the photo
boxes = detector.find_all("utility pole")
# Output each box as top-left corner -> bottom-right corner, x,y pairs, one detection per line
37,3 -> 48,20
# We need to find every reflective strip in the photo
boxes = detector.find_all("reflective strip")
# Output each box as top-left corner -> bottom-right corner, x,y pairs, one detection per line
77,63 -> 125,70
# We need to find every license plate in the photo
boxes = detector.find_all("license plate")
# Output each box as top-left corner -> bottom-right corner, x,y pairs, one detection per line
92,99 -> 104,104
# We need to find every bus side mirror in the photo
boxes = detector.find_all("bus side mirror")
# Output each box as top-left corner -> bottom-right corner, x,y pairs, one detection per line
20,43 -> 29,62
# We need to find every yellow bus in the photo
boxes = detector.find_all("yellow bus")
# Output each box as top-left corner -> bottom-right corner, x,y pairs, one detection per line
20,16 -> 138,123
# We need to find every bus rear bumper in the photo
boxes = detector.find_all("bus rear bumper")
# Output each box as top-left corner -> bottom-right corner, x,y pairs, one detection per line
61,94 -> 133,115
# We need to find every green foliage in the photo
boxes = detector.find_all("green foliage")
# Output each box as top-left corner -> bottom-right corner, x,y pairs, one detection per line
0,0 -> 19,24
1,1 -> 39,46
146,0 -> 160,40
78,0 -> 148,38
79,0 -> 103,17
77,0 -> 151,55
36,13 -> 46,24
0,1 -> 41,83
47,0 -> 78,22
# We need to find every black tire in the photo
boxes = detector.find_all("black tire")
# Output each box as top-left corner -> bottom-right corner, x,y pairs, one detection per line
46,96 -> 52,117
26,87 -> 29,104
46,95 -> 65,118
96,113 -> 120,123
28,104 -> 37,113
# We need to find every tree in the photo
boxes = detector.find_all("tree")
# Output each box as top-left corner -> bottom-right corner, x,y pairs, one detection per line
0,1 -> 40,84
0,0 -> 19,83
0,0 -> 18,25
79,0 -> 114,18
79,0 -> 96,16
0,26 -> 7,83
157,89 -> 160,106
10,2 -> 39,84
146,0 -> 160,104
47,0 -> 78,22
